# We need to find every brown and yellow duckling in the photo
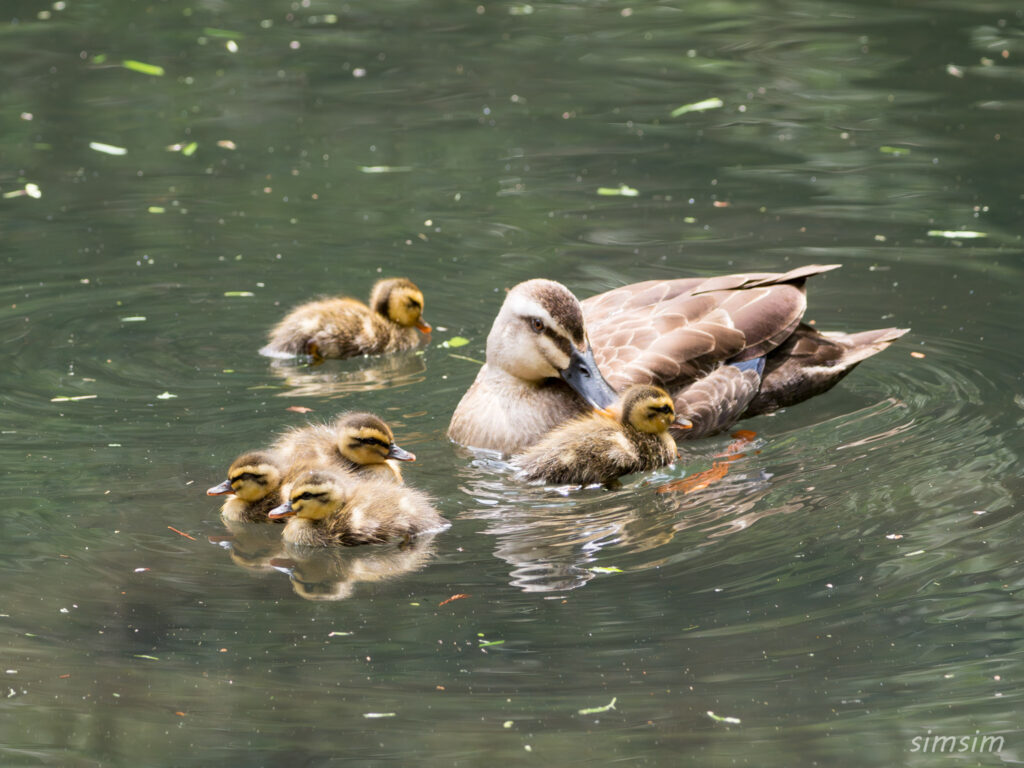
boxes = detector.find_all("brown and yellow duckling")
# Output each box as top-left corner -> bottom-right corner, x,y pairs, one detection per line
260,277 -> 431,361
267,470 -> 449,547
514,384 -> 684,486
272,411 -> 416,484
207,450 -> 293,523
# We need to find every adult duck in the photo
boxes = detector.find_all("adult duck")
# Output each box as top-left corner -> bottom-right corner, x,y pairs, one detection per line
447,265 -> 907,453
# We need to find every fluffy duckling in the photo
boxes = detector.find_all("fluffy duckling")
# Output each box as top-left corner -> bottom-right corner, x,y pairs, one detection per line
268,470 -> 449,547
260,277 -> 431,360
514,384 -> 683,486
207,451 -> 292,523
272,411 -> 415,484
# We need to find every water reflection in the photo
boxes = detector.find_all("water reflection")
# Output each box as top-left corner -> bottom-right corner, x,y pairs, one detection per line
266,350 -> 428,399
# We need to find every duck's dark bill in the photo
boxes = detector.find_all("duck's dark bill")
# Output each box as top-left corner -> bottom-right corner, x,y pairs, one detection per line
206,479 -> 234,496
267,502 -> 295,519
387,443 -> 417,462
561,346 -> 618,409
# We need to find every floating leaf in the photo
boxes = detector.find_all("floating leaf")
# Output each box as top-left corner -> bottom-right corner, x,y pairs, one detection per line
120,316 -> 147,322
359,165 -> 412,174
286,406 -> 314,413
50,395 -> 97,402
327,631 -> 352,637
927,230 -> 987,239
597,184 -> 639,197
148,206 -> 165,214
217,140 -> 237,150
89,141 -> 127,156
223,291 -> 254,297
879,146 -> 910,156
478,639 -> 505,647
122,60 -> 165,77
181,142 -> 198,157
203,27 -> 244,39
444,336 -> 470,348
91,53 -> 108,64
671,97 -> 723,117
578,697 -> 617,715
363,712 -> 396,719
707,710 -> 741,724
134,655 -> 160,661
588,566 -> 623,574
3,183 -> 42,199
438,593 -> 471,607
156,392 -> 177,400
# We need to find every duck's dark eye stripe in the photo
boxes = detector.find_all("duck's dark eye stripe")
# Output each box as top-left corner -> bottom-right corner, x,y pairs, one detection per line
542,328 -> 573,357
233,472 -> 266,484
354,436 -> 388,448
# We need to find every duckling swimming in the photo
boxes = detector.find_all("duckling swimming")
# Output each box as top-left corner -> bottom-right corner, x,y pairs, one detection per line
272,411 -> 415,484
448,268 -> 908,453
268,470 -> 447,547
260,277 -> 431,360
514,384 -> 683,486
207,451 -> 291,523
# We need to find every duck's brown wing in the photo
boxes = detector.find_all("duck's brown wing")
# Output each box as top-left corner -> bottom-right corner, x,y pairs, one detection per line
582,265 -> 840,391
742,323 -> 909,417
672,360 -> 765,440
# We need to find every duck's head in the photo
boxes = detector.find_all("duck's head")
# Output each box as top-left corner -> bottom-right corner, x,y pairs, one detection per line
268,470 -> 349,521
369,277 -> 431,333
616,384 -> 690,433
488,279 -> 618,409
207,451 -> 283,503
333,411 -> 416,465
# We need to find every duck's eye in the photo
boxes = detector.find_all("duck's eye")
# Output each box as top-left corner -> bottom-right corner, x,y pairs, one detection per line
529,317 -> 545,334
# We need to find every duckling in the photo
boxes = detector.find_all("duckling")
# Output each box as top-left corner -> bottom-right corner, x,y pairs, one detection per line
448,268 -> 908,453
207,451 -> 291,523
260,277 -> 431,360
272,411 -> 415,484
267,470 -> 449,547
514,384 -> 683,486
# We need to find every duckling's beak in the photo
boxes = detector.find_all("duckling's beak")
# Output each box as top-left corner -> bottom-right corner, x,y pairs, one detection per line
672,416 -> 693,430
207,479 -> 234,496
387,443 -> 417,462
416,318 -> 432,334
267,501 -> 295,519
561,346 -> 618,410
594,406 -> 617,420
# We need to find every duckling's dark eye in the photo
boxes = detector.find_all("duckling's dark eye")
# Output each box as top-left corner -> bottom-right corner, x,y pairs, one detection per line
407,298 -> 421,310
649,405 -> 673,415
354,437 -> 388,448
529,317 -> 545,334
235,472 -> 265,484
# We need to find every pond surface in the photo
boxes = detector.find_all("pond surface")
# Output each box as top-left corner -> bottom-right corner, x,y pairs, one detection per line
2,0 -> 1022,765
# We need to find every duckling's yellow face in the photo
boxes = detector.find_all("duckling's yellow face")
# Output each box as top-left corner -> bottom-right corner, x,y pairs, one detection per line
623,387 -> 676,434
371,278 -> 430,332
335,413 -> 417,466
207,454 -> 282,503
272,475 -> 348,521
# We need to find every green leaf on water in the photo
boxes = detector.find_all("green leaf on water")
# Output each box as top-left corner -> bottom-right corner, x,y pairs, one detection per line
478,639 -> 505,647
927,230 -> 987,239
134,654 -> 160,661
182,142 -> 198,157
671,97 -> 723,117
148,206 -> 166,214
707,710 -> 741,724
224,291 -> 255,297
578,697 -> 617,715
91,54 -> 108,64
588,566 -> 623,574
445,336 -> 470,348
122,60 -> 165,77
203,27 -> 245,39
879,146 -> 910,155
597,184 -> 639,197
89,142 -> 127,156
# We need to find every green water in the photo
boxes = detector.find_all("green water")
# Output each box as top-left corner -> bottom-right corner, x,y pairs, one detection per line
2,1 -> 1022,765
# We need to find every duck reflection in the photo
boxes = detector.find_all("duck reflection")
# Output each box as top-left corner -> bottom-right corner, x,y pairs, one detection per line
270,535 -> 440,601
267,350 -> 427,399
459,445 -> 780,593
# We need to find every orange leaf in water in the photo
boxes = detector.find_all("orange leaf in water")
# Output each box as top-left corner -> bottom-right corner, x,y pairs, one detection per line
167,526 -> 197,541
658,461 -> 732,494
286,406 -> 314,413
910,351 -> 925,359
438,593 -> 471,607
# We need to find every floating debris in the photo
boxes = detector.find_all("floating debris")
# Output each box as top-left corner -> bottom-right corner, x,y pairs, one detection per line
3,183 -> 42,199
224,291 -> 254,297
122,60 -> 165,77
927,230 -> 987,239
438,593 -> 470,607
597,184 -> 639,197
441,337 -> 470,348
879,146 -> 910,155
578,697 -> 617,715
707,710 -> 741,724
359,165 -> 412,174
89,141 -> 127,156
363,712 -> 396,719
120,316 -> 146,322
50,395 -> 97,402
286,406 -> 314,414
156,392 -> 177,400
671,97 -> 723,117
588,566 -> 623,574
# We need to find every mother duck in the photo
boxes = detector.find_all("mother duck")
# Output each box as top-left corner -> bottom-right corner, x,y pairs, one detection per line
448,265 -> 907,454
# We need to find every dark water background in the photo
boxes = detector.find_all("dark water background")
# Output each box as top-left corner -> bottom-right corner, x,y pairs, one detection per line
2,0 -> 1022,765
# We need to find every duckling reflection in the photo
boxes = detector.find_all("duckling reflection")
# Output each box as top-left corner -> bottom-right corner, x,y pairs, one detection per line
514,384 -> 683,486
210,519 -> 286,573
267,348 -> 427,399
268,470 -> 449,547
273,411 -> 416,484
261,277 -> 431,361
269,534 -> 440,601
